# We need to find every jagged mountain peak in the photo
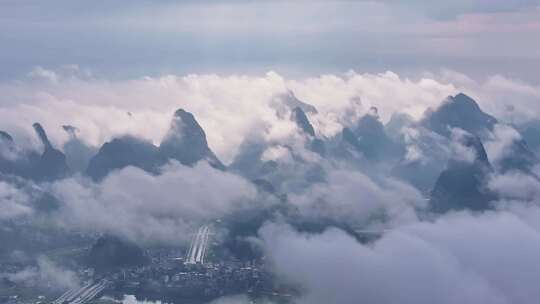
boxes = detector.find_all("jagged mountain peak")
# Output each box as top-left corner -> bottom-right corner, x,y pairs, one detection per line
451,93 -> 482,109
281,90 -> 318,114
62,125 -> 79,139
164,109 -> 207,146
32,122 -> 52,149
31,122 -> 69,180
367,106 -> 379,118
159,108 -> 224,169
174,107 -> 196,120
422,92 -> 497,138
86,136 -> 159,180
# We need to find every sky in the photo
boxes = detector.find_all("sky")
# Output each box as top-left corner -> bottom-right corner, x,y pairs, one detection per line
1,0 -> 540,82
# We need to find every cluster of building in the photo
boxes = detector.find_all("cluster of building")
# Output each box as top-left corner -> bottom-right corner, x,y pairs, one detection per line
107,258 -> 278,302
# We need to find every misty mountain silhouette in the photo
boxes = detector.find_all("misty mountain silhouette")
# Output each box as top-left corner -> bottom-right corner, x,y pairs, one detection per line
422,93 -> 497,138
430,133 -> 496,212
340,108 -> 404,161
158,109 -> 224,170
86,108 -> 224,180
86,136 -> 159,180
423,93 -> 538,175
0,123 -> 68,181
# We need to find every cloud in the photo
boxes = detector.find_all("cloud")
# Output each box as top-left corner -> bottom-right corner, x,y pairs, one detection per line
28,66 -> 59,83
49,161 -> 257,244
0,181 -> 33,221
1,256 -> 79,291
489,170 -> 540,201
0,69 -> 455,162
289,166 -> 424,229
483,124 -> 523,166
1,68 -> 539,167
259,208 -> 540,304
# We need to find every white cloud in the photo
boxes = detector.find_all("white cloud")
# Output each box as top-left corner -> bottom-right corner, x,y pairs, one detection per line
484,124 -> 523,166
49,161 -> 257,244
260,208 -> 540,304
1,256 -> 79,291
289,166 -> 424,229
0,68 -> 538,166
0,181 -> 33,220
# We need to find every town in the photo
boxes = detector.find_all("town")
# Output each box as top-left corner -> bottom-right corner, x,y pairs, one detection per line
0,226 -> 294,304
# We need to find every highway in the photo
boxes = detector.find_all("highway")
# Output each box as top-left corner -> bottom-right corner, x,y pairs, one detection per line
52,279 -> 108,304
186,225 -> 211,264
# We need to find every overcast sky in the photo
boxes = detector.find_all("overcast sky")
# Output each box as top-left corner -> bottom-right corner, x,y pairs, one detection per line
1,0 -> 539,82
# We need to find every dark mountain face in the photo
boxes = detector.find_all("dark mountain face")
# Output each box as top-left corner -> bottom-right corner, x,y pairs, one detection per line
86,136 -> 159,180
422,93 -> 497,138
158,109 -> 224,170
35,145 -> 69,180
32,123 -> 69,180
292,107 -> 315,137
520,121 -> 540,154
86,235 -> 149,272
290,106 -> 326,156
430,134 -> 496,212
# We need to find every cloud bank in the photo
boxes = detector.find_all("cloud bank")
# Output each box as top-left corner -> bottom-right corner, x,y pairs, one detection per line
1,68 -> 539,165
260,208 -> 540,304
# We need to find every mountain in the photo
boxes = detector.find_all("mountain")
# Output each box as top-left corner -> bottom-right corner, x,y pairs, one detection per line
86,136 -> 159,180
423,93 -> 538,175
520,121 -> 540,154
430,134 -> 496,212
158,109 -> 224,170
32,123 -> 69,181
422,93 -> 497,138
0,124 -> 68,181
231,97 -> 325,192
86,109 -> 225,180
340,108 -> 404,161
281,90 -> 318,115
292,106 -> 315,137
291,106 -> 326,156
